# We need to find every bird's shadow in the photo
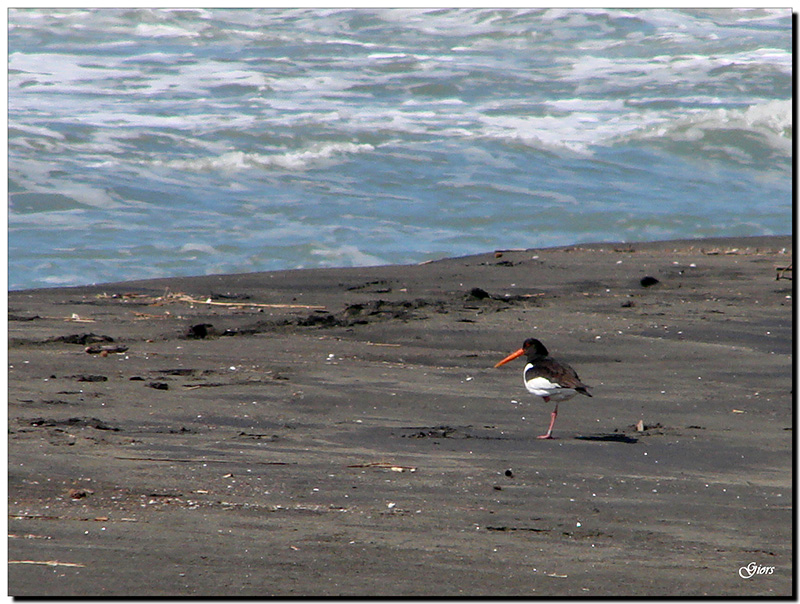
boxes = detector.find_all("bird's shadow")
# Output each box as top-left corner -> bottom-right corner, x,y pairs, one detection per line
574,433 -> 639,444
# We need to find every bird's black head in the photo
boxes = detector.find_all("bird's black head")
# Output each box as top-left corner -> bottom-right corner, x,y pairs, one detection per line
494,337 -> 550,368
522,338 -> 549,358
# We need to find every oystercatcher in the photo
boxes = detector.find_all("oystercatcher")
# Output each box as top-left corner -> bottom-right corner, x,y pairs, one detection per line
494,338 -> 592,439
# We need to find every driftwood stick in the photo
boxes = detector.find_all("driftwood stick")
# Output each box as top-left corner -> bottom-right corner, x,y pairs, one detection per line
9,560 -> 86,568
171,294 -> 325,310
97,290 -> 325,310
347,462 -> 417,471
776,264 -> 792,280
114,455 -> 291,465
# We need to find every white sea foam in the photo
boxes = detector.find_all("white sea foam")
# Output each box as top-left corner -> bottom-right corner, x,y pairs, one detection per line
9,52 -> 131,88
7,8 -> 791,289
133,23 -> 202,39
310,245 -> 386,267
621,100 -> 793,158
160,142 -> 375,173
9,124 -> 65,140
41,273 -> 88,286
180,243 -> 218,255
476,115 -> 604,156
8,209 -> 88,229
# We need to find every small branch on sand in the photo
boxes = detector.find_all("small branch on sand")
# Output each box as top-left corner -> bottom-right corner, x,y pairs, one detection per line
169,294 -> 325,310
32,314 -> 97,322
66,313 -> 96,323
9,560 -> 86,568
776,264 -> 792,280
8,514 -> 62,521
97,290 -> 325,310
114,455 -> 291,465
347,462 -> 417,472
131,311 -> 173,320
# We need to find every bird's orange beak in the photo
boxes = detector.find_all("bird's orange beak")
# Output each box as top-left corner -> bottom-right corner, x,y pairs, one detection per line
494,347 -> 525,368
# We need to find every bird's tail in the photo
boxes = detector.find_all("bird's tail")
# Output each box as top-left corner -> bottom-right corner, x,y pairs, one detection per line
576,386 -> 592,397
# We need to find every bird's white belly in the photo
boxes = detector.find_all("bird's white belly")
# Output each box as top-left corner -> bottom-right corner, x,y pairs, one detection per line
524,376 -> 577,401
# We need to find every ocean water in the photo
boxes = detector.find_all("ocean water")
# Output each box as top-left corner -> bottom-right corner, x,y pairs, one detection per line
8,8 -> 793,290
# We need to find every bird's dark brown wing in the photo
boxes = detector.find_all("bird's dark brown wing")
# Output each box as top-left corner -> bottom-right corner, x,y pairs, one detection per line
528,357 -> 592,395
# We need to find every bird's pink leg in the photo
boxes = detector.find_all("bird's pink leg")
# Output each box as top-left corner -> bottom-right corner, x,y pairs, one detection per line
537,401 -> 558,439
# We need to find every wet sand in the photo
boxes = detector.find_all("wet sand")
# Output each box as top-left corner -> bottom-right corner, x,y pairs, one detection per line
8,236 -> 793,596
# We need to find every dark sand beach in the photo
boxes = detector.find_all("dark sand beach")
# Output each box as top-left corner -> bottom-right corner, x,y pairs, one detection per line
8,236 -> 793,597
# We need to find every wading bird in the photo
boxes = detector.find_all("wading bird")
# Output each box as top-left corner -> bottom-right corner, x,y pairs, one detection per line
495,338 -> 592,439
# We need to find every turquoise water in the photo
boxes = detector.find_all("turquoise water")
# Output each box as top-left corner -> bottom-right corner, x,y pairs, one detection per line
8,8 -> 792,289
